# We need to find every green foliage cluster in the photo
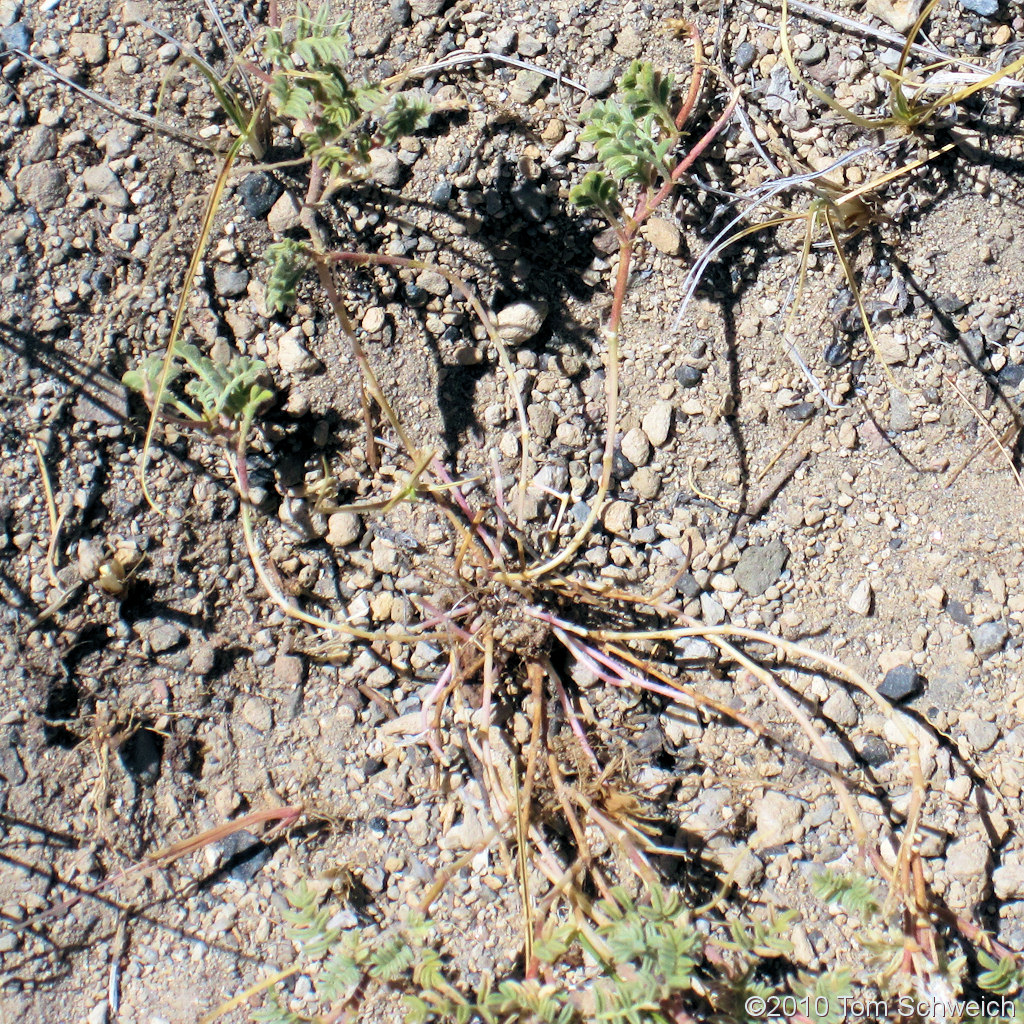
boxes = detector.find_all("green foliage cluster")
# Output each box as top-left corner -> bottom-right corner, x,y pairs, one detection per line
569,60 -> 682,223
813,870 -> 1024,1020
264,239 -> 313,314
123,340 -> 273,437
250,872 -> 1024,1024
264,2 -> 430,177
252,883 -> 852,1024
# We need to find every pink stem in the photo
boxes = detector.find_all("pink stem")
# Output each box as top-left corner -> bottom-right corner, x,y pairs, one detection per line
549,665 -> 601,771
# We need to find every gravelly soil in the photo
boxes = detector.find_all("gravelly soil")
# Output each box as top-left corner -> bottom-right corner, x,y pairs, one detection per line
2,0 -> 1024,1020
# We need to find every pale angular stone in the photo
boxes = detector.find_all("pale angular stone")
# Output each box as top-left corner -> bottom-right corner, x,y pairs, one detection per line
603,500 -> 633,536
367,148 -> 402,187
496,299 -> 548,346
642,400 -> 674,446
277,326 -> 322,375
865,0 -> 924,33
642,217 -> 682,256
620,427 -> 651,467
69,31 -> 107,64
267,190 -> 302,233
83,164 -> 131,210
848,578 -> 873,616
753,791 -> 803,847
327,512 -> 361,547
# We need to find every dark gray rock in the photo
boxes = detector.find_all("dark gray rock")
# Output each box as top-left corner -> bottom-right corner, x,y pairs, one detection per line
823,338 -> 849,367
119,727 -> 162,784
404,283 -> 427,306
570,500 -> 590,523
219,830 -> 273,882
676,364 -> 702,388
214,265 -> 250,298
733,538 -> 789,596
878,663 -> 919,701
785,401 -> 816,422
734,41 -> 756,70
586,66 -> 617,97
857,735 -> 892,766
972,620 -> 1008,658
946,599 -> 973,625
997,363 -> 1024,388
430,180 -> 452,205
961,330 -> 985,362
611,449 -> 635,480
238,172 -> 282,219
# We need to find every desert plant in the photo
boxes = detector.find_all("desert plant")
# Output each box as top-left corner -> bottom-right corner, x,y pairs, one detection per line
235,881 -> 850,1024
114,12 -> 1024,1024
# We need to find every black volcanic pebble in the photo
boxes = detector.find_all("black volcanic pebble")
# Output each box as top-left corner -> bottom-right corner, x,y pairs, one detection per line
676,364 -> 703,388
239,172 -> 283,219
823,338 -> 850,367
878,663 -> 920,701
858,736 -> 892,766
997,362 -> 1024,388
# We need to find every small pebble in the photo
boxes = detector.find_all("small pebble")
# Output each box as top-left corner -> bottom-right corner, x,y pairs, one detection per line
642,218 -> 682,256
368,149 -> 403,187
238,172 -> 283,219
996,362 -> 1024,388
430,181 -> 453,205
857,735 -> 892,766
972,620 -> 1008,658
734,539 -> 789,597
278,326 -> 323,376
641,402 -> 673,450
878,663 -> 919,701
149,623 -> 184,653
848,579 -> 873,616
240,696 -> 273,733
2,23 -> 32,51
785,401 -> 816,422
585,66 -> 617,97
214,265 -> 250,298
620,427 -> 651,468
676,364 -> 702,388
267,191 -> 302,233
734,41 -> 756,70
962,716 -> 999,752
823,338 -> 849,367
496,299 -> 548,346
274,653 -> 305,686
958,0 -> 998,14
83,164 -> 131,210
604,500 -> 633,536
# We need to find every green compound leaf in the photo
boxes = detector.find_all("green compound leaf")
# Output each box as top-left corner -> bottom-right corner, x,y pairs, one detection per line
265,239 -> 312,313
